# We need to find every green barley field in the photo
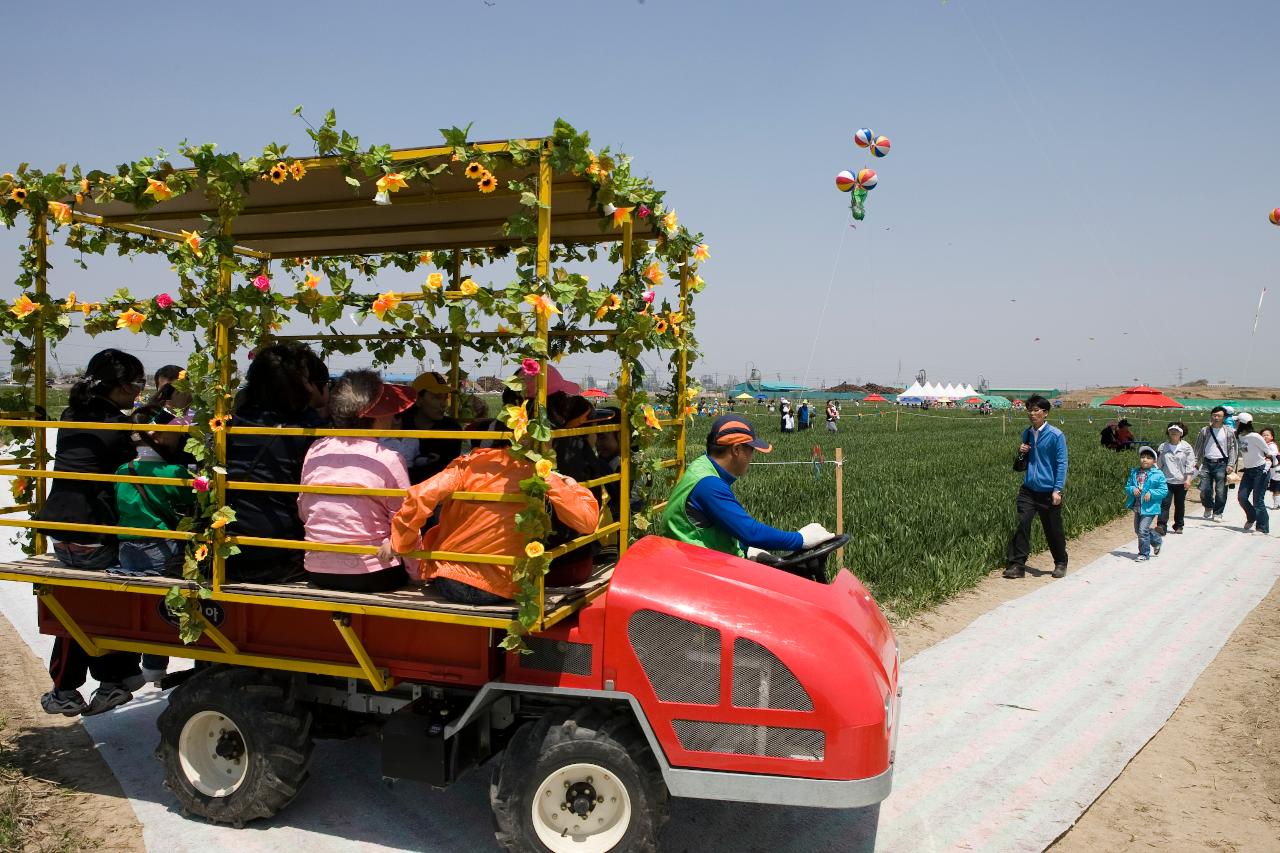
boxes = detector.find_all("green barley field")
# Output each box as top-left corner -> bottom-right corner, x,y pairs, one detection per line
666,404 -> 1186,617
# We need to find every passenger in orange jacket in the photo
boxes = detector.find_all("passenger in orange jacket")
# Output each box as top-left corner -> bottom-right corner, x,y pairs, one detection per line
387,424 -> 600,605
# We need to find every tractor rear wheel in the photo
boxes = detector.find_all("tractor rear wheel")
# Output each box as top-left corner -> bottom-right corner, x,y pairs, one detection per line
490,705 -> 668,853
155,665 -> 313,826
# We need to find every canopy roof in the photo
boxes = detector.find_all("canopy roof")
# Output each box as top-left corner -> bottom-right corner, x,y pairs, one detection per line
1101,385 -> 1184,409
74,141 -> 660,259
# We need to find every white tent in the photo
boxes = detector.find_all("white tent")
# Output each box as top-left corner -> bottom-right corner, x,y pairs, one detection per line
899,381 -> 925,399
960,384 -> 978,398
944,383 -> 959,398
922,382 -> 939,398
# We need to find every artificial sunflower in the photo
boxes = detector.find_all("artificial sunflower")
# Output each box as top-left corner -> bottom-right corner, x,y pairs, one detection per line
464,162 -> 485,180
194,544 -> 209,562
655,318 -> 669,334
477,173 -> 498,194
267,162 -> 289,185
208,415 -> 230,432
289,161 -> 307,181
9,187 -> 27,204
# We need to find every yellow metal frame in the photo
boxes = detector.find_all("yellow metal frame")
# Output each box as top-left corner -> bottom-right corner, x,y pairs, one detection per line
1,129 -> 696,671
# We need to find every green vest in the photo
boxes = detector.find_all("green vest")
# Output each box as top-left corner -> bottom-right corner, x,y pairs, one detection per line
661,454 -> 744,557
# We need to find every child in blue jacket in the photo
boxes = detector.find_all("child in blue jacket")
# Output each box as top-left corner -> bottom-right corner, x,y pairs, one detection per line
1126,446 -> 1169,561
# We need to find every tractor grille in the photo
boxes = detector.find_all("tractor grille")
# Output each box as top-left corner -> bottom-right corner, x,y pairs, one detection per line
521,637 -> 593,676
731,637 -> 813,711
627,610 -> 721,705
672,720 -> 825,761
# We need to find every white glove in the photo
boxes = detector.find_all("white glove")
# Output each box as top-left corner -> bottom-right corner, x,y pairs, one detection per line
746,547 -> 780,565
798,523 -> 836,549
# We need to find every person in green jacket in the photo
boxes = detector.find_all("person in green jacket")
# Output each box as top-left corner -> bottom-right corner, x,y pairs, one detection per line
112,405 -> 195,684
662,415 -> 835,559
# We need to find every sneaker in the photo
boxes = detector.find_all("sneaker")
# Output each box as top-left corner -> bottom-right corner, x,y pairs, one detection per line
141,667 -> 167,686
1136,555 -> 1150,562
1153,544 -> 1161,556
40,689 -> 87,717
1213,514 -> 1224,523
1173,527 -> 1184,534
83,683 -> 134,716
1203,508 -> 1213,519
1244,521 -> 1255,532
1002,565 -> 1025,579
121,673 -> 146,693
1052,564 -> 1067,579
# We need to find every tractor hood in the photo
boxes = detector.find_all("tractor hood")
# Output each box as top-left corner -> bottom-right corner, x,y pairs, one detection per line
609,536 -> 897,691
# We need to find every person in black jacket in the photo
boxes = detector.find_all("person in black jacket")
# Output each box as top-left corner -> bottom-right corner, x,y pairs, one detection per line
37,349 -> 146,717
223,343 -> 327,584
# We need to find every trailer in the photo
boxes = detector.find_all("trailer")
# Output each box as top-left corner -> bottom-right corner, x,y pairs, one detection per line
0,120 -> 898,852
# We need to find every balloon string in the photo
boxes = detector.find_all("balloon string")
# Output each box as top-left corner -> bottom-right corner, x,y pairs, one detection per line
801,224 -> 852,389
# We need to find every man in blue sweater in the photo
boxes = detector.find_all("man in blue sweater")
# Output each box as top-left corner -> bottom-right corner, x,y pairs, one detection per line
1005,394 -> 1070,579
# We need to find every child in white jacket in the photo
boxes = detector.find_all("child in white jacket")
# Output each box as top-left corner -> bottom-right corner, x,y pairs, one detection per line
1157,422 -> 1197,534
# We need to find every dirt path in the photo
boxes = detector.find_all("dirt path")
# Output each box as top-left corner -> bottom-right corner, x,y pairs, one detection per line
1049,573 -> 1280,851
0,613 -> 144,853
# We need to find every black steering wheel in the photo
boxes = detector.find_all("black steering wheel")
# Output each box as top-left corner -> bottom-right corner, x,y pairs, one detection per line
762,534 -> 850,584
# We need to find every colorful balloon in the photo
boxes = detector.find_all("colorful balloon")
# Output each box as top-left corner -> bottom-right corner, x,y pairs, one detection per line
1270,207 -> 1280,226
870,135 -> 891,157
835,170 -> 857,192
854,128 -> 874,148
855,168 -> 877,190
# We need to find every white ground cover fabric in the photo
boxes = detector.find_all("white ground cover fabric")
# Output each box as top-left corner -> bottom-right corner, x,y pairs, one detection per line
1,491 -> 1275,852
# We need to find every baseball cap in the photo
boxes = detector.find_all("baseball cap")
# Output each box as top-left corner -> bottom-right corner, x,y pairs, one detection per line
412,371 -> 452,395
708,415 -> 772,452
523,363 -> 581,399
1236,412 -> 1253,425
359,383 -> 417,419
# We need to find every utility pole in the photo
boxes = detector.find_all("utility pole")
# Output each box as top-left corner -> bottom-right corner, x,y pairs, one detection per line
1175,366 -> 1187,386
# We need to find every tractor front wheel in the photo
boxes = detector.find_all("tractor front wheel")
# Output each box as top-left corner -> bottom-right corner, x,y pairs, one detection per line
490,706 -> 668,853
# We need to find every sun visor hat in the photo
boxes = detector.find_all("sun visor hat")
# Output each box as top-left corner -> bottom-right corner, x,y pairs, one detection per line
708,415 -> 772,452
360,383 -> 417,419
1235,412 -> 1253,425
412,371 -> 452,395
1138,445 -> 1157,459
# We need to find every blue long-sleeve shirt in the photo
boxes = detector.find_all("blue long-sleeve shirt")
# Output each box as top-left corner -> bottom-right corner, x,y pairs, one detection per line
1022,423 -> 1068,493
687,457 -> 804,551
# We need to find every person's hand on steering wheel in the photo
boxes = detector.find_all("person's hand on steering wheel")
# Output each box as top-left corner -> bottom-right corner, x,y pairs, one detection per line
746,546 -> 781,565
798,522 -> 837,548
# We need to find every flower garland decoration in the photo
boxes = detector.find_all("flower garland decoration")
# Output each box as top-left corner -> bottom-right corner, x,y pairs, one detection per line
0,112 -> 706,650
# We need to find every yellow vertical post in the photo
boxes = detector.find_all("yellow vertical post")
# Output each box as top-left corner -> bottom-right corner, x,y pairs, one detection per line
676,260 -> 691,478
533,143 -> 553,628
31,213 -> 48,554
617,220 -> 634,557
449,252 -> 463,418
211,220 -> 234,593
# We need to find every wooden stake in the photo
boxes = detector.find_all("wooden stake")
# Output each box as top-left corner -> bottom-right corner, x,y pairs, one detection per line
835,447 -> 844,568
895,409 -> 900,432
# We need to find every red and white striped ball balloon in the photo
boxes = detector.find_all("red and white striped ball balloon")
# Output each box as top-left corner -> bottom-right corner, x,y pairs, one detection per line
855,168 -> 878,190
854,128 -> 874,148
870,135 -> 891,157
1270,207 -> 1280,226
835,170 -> 857,192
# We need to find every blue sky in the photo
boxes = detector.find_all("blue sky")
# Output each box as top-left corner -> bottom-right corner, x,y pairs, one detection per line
2,0 -> 1278,389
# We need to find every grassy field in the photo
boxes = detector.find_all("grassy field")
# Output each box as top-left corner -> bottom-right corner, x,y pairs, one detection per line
669,405 -> 1166,617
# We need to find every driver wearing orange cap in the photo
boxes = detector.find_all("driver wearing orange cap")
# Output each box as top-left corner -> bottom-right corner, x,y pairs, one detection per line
662,415 -> 835,559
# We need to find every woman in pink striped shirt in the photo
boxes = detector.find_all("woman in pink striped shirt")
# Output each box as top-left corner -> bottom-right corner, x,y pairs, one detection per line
298,370 -> 418,592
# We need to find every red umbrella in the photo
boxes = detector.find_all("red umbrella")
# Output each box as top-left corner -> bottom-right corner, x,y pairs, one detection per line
965,396 -> 982,403
1101,385 -> 1183,408
581,388 -> 609,399
863,393 -> 888,402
